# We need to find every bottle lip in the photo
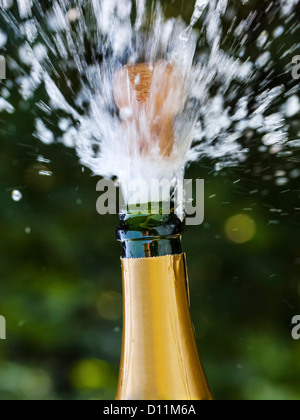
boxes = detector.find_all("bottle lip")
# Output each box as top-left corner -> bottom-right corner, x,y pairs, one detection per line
116,204 -> 184,242
116,230 -> 183,242
118,201 -> 179,216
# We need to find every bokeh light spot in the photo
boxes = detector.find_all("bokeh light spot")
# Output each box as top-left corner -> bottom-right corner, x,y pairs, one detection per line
97,291 -> 122,321
71,359 -> 111,390
225,214 -> 256,244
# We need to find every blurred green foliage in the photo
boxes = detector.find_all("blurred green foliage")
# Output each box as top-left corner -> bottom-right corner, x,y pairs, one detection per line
0,0 -> 300,400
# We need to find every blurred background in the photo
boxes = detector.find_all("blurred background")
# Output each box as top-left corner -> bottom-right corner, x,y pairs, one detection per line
0,0 -> 300,400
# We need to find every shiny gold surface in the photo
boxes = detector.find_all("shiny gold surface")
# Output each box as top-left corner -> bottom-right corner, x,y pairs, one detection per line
116,254 -> 213,400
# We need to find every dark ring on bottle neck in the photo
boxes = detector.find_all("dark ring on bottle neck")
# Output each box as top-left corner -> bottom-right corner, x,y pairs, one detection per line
116,209 -> 184,259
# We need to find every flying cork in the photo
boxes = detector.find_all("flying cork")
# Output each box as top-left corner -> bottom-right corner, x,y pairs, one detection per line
113,62 -> 184,157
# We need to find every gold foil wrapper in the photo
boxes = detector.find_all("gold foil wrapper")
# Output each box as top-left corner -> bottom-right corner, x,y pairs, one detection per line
116,254 -> 212,400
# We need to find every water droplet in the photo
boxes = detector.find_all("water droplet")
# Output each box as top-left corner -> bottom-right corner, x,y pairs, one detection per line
12,190 -> 22,202
25,227 -> 31,234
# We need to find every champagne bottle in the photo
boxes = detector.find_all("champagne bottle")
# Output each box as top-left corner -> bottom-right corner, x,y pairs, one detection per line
116,206 -> 212,400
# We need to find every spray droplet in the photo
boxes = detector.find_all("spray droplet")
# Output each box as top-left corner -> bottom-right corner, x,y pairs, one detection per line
190,0 -> 209,26
12,190 -> 22,202
290,169 -> 300,179
179,26 -> 193,42
39,170 -> 53,177
25,227 -> 31,234
179,0 -> 209,41
17,0 -> 33,19
120,107 -> 133,120
276,177 -> 289,187
66,8 -> 80,23
37,155 -> 51,164
256,30 -> 269,49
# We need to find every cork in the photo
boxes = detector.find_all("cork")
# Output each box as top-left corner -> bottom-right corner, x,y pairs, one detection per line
113,62 -> 183,157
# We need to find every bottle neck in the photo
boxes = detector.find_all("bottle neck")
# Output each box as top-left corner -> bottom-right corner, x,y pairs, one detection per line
116,204 -> 184,259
